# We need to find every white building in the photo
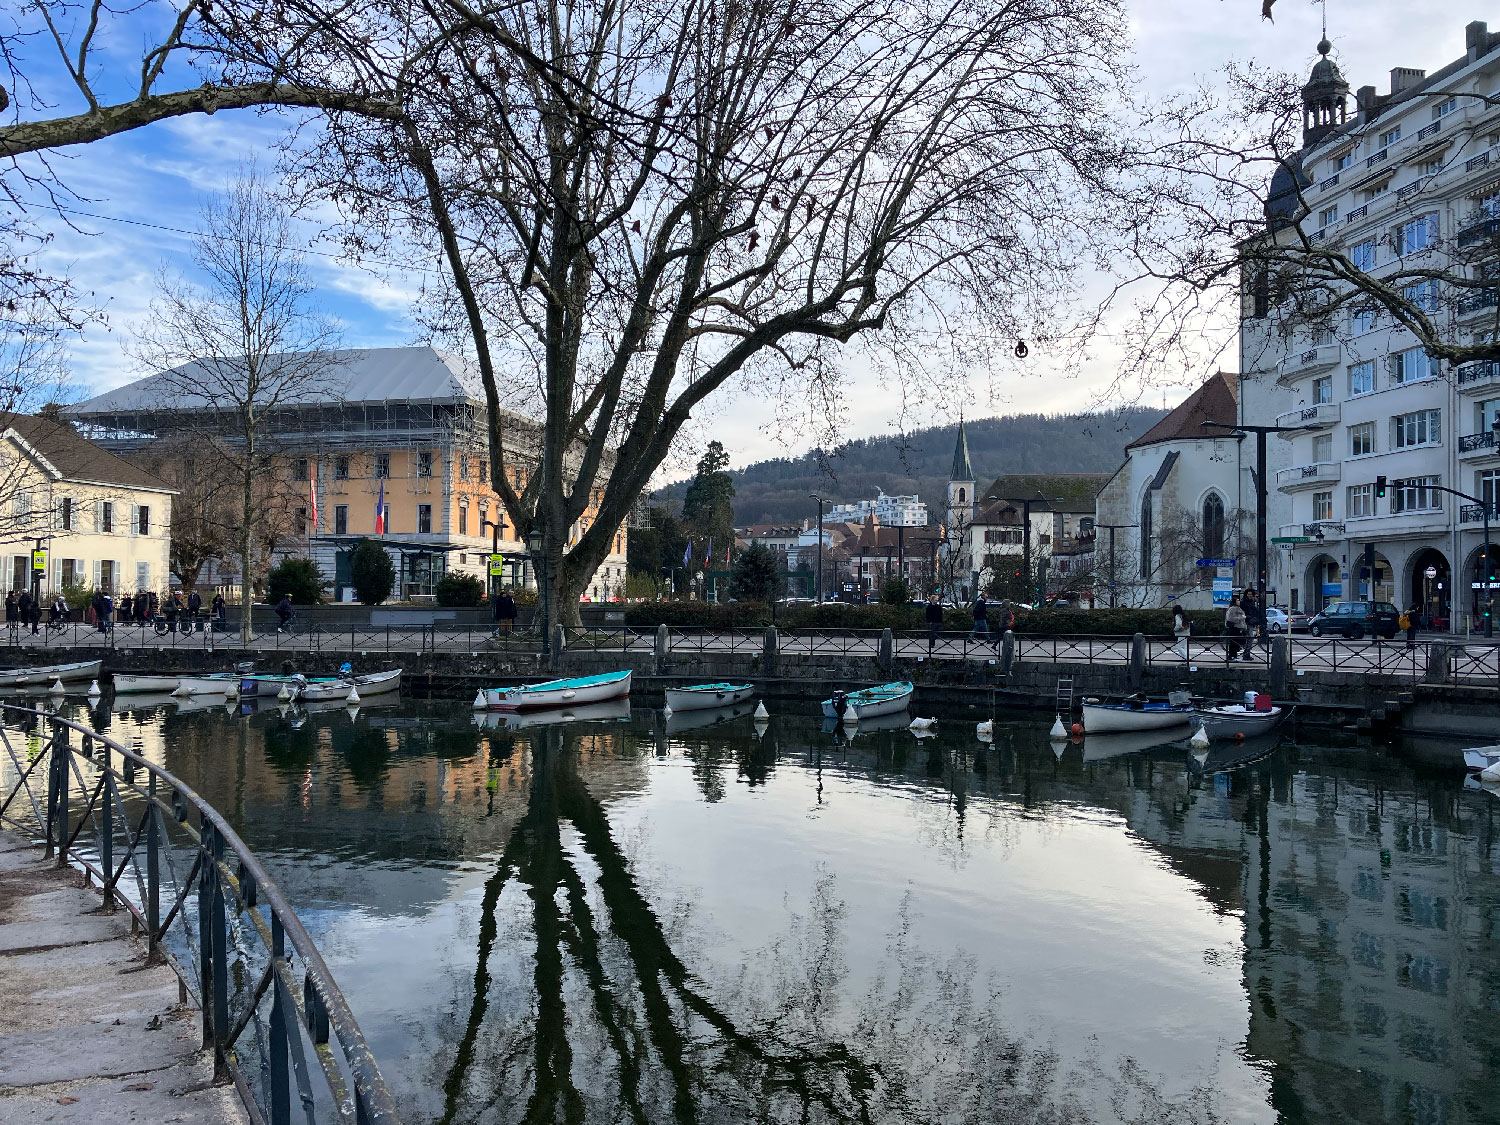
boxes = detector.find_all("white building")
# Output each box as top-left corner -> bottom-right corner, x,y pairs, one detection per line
825,491 -> 928,527
1242,21 -> 1500,627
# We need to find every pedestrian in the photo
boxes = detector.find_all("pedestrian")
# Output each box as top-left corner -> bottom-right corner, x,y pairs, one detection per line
138,591 -> 151,625
50,591 -> 68,625
17,589 -> 32,635
1000,600 -> 1017,633
1170,604 -> 1192,660
1223,595 -> 1246,662
5,590 -> 17,633
1403,603 -> 1419,649
1240,588 -> 1264,662
119,592 -> 133,623
968,593 -> 989,642
146,591 -> 159,624
925,592 -> 944,652
99,590 -> 113,633
498,588 -> 517,633
163,593 -> 180,632
211,592 -> 226,629
275,593 -> 293,632
26,591 -> 41,635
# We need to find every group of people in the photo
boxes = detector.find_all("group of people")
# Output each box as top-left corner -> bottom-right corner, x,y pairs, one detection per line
490,588 -> 518,634
920,593 -> 1016,652
5,588 -> 229,633
1168,588 -> 1271,663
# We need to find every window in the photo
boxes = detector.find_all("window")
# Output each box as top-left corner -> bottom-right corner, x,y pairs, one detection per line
334,505 -> 348,535
136,561 -> 149,592
1251,270 -> 1269,318
1350,239 -> 1377,271
374,453 -> 391,479
61,558 -> 77,587
1313,491 -> 1333,521
58,497 -> 72,532
295,506 -> 307,532
1392,475 -> 1442,513
1402,280 -> 1438,311
418,504 -> 432,534
1335,151 -> 1353,171
1350,422 -> 1375,456
99,502 -> 113,533
458,506 -> 468,535
1364,182 -> 1389,203
1432,97 -> 1457,120
137,506 -> 150,536
1392,409 -> 1441,448
958,487 -> 966,504
1319,205 -> 1339,228
1348,484 -> 1373,518
1349,361 -> 1375,395
1482,193 -> 1500,220
417,450 -> 434,478
1139,497 -> 1152,578
1351,308 -> 1376,336
1396,213 -> 1438,255
1392,347 -> 1438,384
1478,470 -> 1500,508
459,454 -> 469,481
1478,398 -> 1500,432
98,560 -> 114,594
334,456 -> 349,481
1313,375 -> 1332,404
1421,158 -> 1444,175
291,457 -> 309,481
479,459 -> 489,484
1380,126 -> 1401,148
1202,493 -> 1225,559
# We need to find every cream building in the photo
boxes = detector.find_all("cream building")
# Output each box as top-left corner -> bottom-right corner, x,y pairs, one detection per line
0,414 -> 175,598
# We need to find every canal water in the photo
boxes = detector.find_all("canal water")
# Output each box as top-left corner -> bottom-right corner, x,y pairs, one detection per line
68,695 -> 1500,1124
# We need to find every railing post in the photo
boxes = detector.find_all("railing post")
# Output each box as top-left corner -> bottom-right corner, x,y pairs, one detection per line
198,818 -> 215,1049
762,626 -> 778,678
269,915 -> 290,1125
1270,634 -> 1290,696
1000,630 -> 1015,677
1128,632 -> 1146,690
879,628 -> 893,674
43,720 -> 58,859
52,719 -> 69,868
144,778 -> 159,938
1423,641 -> 1449,684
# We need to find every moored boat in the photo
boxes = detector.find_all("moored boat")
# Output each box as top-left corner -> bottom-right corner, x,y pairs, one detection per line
477,670 -> 632,711
821,681 -> 914,722
1191,702 -> 1291,741
1081,692 -> 1194,734
173,673 -> 241,696
472,695 -> 633,729
112,673 -> 183,694
1463,745 -> 1500,772
1082,728 -> 1185,761
297,668 -> 403,703
0,659 -> 102,687
664,699 -> 757,733
664,682 -> 755,712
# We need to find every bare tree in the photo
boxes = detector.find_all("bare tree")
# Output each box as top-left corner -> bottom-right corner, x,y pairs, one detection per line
131,171 -> 342,641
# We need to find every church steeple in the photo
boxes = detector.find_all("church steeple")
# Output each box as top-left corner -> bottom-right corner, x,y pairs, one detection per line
946,420 -> 977,541
949,420 -> 975,483
1302,37 -> 1349,145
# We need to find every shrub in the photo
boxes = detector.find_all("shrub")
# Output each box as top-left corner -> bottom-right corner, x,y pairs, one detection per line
266,557 -> 328,605
879,575 -> 911,605
436,572 -> 486,606
512,586 -> 539,607
349,540 -> 395,605
728,543 -> 784,604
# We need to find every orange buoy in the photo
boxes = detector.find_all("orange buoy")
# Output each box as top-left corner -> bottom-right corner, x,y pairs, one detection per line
1234,732 -> 1246,741
1070,722 -> 1084,736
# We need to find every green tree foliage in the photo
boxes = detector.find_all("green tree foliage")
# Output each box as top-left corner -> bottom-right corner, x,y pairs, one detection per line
625,506 -> 689,590
435,572 -> 486,607
728,542 -> 784,604
266,558 -> 328,604
350,539 -> 395,605
680,442 -> 736,554
625,570 -> 667,600
879,575 -> 911,605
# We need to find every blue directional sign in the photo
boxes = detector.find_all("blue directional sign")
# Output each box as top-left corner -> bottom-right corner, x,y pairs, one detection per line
1197,557 -> 1236,568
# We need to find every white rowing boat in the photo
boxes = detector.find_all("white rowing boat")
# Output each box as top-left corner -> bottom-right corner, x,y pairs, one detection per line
297,668 -> 403,703
477,670 -> 632,712
1081,692 -> 1194,734
1463,745 -> 1500,772
472,695 -> 633,730
1191,703 -> 1291,741
112,673 -> 183,694
664,699 -> 757,733
664,682 -> 755,712
0,659 -> 102,687
821,681 -> 914,722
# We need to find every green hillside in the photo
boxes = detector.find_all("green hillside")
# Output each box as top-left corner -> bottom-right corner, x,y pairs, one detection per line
659,408 -> 1168,527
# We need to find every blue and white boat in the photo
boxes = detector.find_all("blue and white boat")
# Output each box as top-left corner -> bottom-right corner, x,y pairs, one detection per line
477,670 -> 632,712
664,682 -> 755,712
822,681 -> 914,722
1081,693 -> 1194,734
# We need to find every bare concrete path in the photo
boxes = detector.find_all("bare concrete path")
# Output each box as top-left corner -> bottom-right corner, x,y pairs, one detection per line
0,829 -> 247,1124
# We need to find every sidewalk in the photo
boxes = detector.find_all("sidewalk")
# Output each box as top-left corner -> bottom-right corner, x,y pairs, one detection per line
0,830 -> 247,1124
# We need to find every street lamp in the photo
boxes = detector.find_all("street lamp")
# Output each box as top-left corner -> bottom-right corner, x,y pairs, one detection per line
481,513 -> 506,599
993,491 -> 1063,606
809,494 -> 828,602
526,526 -> 550,656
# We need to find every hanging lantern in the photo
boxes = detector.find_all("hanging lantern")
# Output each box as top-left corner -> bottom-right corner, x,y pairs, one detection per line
1014,339 -> 1029,359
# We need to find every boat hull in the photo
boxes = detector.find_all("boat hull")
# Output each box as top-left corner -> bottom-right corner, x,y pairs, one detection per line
112,673 -> 182,694
664,683 -> 754,712
664,699 -> 757,733
173,674 -> 241,696
483,671 -> 631,711
298,669 -> 402,703
1081,702 -> 1193,734
1192,704 -> 1289,741
1464,746 -> 1500,771
821,681 -> 914,721
0,660 -> 102,687
473,696 -> 633,730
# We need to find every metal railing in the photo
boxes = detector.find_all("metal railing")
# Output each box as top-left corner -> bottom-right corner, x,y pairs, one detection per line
0,705 -> 399,1125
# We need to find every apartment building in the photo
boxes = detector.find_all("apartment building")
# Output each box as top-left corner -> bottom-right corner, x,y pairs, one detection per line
824,491 -> 929,527
1242,21 -> 1500,626
68,348 -> 627,602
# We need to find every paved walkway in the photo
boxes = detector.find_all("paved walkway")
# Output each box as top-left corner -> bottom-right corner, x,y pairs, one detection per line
0,830 -> 246,1124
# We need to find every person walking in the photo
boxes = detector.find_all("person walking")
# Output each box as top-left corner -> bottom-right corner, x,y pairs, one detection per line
968,593 -> 989,643
499,589 -> 517,634
98,590 -> 113,633
49,591 -> 68,626
1223,595 -> 1246,663
1403,603 -> 1419,649
275,593 -> 293,632
1170,604 -> 1192,660
17,589 -> 32,635
1240,589 -> 1264,662
119,592 -> 133,624
924,593 -> 944,653
5,591 -> 16,634
25,590 -> 41,635
163,593 -> 180,633
211,592 -> 226,629
187,589 -> 202,628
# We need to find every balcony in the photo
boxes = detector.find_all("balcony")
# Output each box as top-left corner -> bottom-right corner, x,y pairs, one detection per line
1458,290 -> 1500,319
1458,360 -> 1500,392
1459,431 -> 1500,459
1275,343 -> 1342,386
1275,401 -> 1339,433
1344,203 -> 1369,225
1317,174 -> 1340,192
1396,182 -> 1422,202
1415,120 -> 1441,142
1457,216 -> 1500,247
1275,461 -> 1341,492
1367,148 -> 1389,169
1461,503 -> 1500,525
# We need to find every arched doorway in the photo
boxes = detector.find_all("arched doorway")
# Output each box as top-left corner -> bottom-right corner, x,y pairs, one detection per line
1407,548 -> 1450,629
1304,554 -> 1341,612
1355,550 -> 1395,604
1465,545 -> 1499,630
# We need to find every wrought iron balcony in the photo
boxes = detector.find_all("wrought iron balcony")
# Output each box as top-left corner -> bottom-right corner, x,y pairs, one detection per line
1459,431 -> 1498,457
1275,461 -> 1341,491
1458,360 -> 1500,391
1459,289 -> 1500,317
1367,149 -> 1389,169
1460,503 -> 1500,524
1396,182 -> 1422,201
1303,522 -> 1344,537
1468,151 -> 1492,172
1275,401 -> 1339,433
1318,174 -> 1340,192
1415,120 -> 1441,141
1458,216 -> 1500,247
1345,204 -> 1369,224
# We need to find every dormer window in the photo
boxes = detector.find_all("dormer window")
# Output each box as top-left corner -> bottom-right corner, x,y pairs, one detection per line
1380,126 -> 1401,148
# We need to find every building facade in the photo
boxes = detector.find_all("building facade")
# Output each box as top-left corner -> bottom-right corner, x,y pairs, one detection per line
825,491 -> 929,527
1243,21 -> 1500,625
69,348 -> 627,602
0,414 -> 175,599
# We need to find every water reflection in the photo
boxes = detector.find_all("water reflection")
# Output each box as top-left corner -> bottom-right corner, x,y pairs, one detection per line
43,697 -> 1500,1125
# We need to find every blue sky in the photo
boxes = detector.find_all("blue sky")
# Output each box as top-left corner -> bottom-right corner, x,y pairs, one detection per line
9,0 -> 1473,469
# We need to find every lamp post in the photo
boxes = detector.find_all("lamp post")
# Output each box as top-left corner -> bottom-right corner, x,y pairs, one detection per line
527,527 -> 550,656
809,494 -> 828,602
481,514 -> 506,600
1094,523 -> 1136,608
994,492 -> 1062,606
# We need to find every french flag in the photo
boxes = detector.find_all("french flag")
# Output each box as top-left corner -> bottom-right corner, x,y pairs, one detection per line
375,478 -> 387,535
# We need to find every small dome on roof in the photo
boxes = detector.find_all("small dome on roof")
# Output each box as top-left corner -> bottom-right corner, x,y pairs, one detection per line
1301,37 -> 1349,146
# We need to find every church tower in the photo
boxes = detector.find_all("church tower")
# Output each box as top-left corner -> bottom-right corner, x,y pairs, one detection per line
1301,37 -> 1349,145
947,420 -> 976,530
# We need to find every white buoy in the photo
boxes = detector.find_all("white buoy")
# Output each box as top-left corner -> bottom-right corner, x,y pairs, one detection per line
1190,724 -> 1211,750
473,689 -> 487,710
842,712 -> 859,726
976,719 -> 994,737
346,685 -> 361,705
172,682 -> 190,697
753,701 -> 769,719
1481,762 -> 1500,783
753,717 -> 769,736
87,679 -> 101,698
1050,737 -> 1068,760
277,684 -> 291,701
346,703 -> 360,720
1049,713 -> 1066,738
662,703 -> 673,717
48,678 -> 65,695
908,716 -> 937,731
225,681 -> 239,699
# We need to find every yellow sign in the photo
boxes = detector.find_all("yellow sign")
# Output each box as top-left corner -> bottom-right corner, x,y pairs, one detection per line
30,548 -> 47,572
488,553 -> 506,577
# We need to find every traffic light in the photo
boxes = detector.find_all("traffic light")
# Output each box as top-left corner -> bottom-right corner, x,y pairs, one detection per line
1374,475 -> 1386,499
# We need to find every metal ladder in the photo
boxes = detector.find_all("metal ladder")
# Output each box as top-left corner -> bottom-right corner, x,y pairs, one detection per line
1055,675 -> 1075,717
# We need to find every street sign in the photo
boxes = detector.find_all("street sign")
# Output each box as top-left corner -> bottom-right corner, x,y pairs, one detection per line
1196,557 -> 1236,567
1212,565 -> 1233,606
30,548 -> 46,572
1270,536 -> 1310,544
1424,565 -> 1438,578
488,553 -> 505,577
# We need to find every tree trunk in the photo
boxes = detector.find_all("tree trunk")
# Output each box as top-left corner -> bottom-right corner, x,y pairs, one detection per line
240,459 -> 254,645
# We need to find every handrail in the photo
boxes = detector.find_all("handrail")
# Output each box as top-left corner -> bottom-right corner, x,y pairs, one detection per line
0,704 -> 399,1125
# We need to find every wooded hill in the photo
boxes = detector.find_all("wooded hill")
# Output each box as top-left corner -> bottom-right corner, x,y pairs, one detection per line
658,408 -> 1169,527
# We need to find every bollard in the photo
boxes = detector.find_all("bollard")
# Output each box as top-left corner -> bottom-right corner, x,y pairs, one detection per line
879,628 -> 894,673
655,623 -> 670,675
552,623 -> 567,669
1128,632 -> 1146,690
763,626 -> 778,678
1270,634 -> 1290,696
1423,641 -> 1449,684
1000,629 -> 1015,678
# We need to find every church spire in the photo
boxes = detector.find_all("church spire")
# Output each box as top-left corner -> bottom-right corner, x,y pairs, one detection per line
1301,34 -> 1349,145
950,420 -> 975,482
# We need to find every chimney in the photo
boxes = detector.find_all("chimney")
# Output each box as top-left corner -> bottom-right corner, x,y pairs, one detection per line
1389,67 -> 1426,95
1468,21 -> 1490,61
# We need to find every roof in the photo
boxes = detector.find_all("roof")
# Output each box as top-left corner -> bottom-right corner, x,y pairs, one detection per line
67,346 -> 499,416
1147,450 -> 1180,491
1125,372 -> 1238,452
975,474 -> 1109,519
950,421 -> 975,482
0,414 -> 174,493
854,523 -> 941,551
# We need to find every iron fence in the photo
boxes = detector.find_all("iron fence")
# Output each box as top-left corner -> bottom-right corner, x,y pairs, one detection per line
0,704 -> 399,1125
1446,644 -> 1500,685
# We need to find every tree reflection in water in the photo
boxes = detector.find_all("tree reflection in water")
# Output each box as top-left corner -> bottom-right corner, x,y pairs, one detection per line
436,725 -> 1228,1125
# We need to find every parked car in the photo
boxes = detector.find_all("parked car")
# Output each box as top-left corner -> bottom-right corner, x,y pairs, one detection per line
1307,600 -> 1400,639
1264,606 -> 1289,633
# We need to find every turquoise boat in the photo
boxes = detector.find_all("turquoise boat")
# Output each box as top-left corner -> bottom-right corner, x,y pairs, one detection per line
476,670 -> 631,712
